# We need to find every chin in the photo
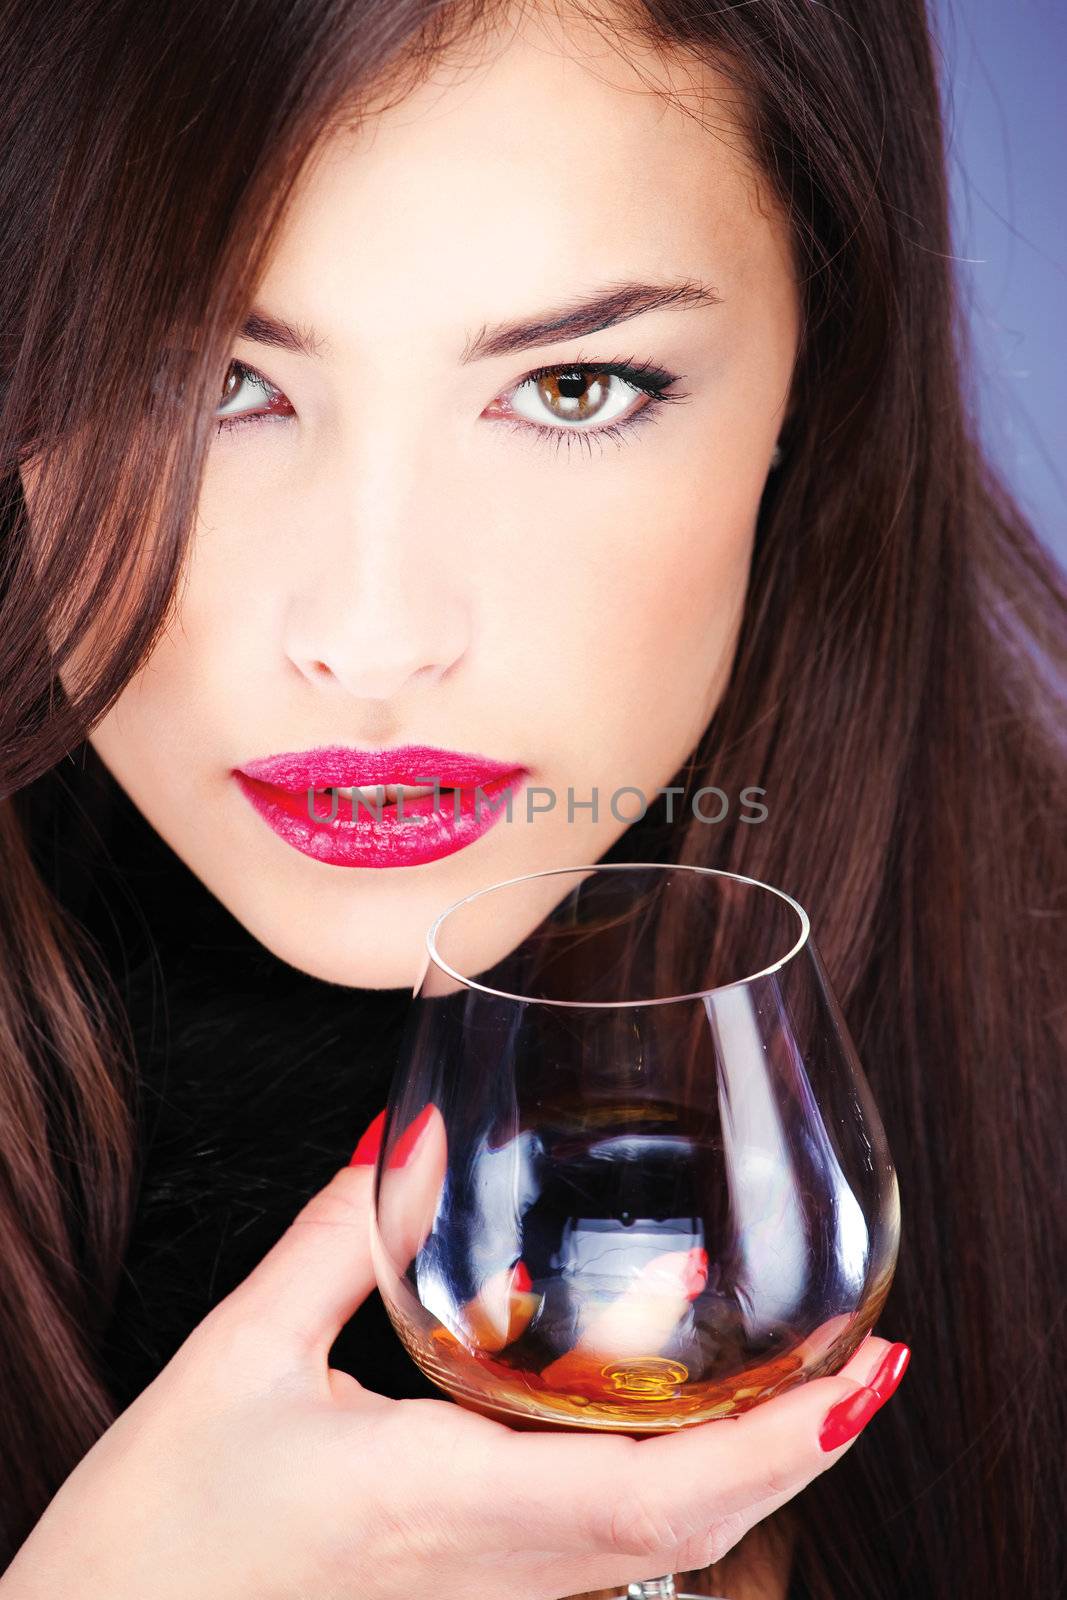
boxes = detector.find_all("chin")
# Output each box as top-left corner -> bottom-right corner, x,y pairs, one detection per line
243,912 -> 423,992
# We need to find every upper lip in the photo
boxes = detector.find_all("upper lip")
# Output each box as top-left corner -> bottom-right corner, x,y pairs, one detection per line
235,743 -> 527,791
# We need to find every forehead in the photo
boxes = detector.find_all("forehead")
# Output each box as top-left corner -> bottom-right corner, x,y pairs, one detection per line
256,2 -> 773,352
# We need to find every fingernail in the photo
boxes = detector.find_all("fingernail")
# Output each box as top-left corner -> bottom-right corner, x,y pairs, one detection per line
866,1341 -> 911,1403
386,1103 -> 435,1169
349,1109 -> 386,1167
683,1247 -> 709,1299
512,1260 -> 533,1292
642,1246 -> 709,1299
819,1342 -> 910,1452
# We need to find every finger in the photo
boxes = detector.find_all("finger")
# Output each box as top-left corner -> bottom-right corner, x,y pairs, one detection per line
221,1160 -> 380,1358
540,1246 -> 707,1393
615,1332 -> 903,1577
369,1101 -> 448,1301
474,1334 -> 909,1559
454,1261 -> 542,1353
579,1247 -> 708,1357
220,1107 -> 441,1369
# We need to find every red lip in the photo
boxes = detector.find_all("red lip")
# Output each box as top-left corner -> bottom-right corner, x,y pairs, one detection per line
237,743 -> 523,790
232,743 -> 530,869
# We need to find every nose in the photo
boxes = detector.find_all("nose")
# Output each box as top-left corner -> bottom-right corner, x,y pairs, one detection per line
283,488 -> 470,704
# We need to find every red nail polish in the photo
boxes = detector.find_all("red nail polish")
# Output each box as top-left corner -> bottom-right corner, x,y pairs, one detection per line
349,1108 -> 386,1167
819,1342 -> 910,1452
638,1246 -> 709,1301
818,1387 -> 881,1451
866,1341 -> 911,1403
386,1103 -> 435,1169
512,1261 -> 533,1292
684,1247 -> 709,1300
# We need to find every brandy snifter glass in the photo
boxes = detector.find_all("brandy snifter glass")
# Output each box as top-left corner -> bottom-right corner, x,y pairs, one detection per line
371,864 -> 900,1600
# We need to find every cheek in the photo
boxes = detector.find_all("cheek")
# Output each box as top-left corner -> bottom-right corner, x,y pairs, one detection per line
116,493 -> 268,719
518,462 -> 758,755
80,529 -> 241,783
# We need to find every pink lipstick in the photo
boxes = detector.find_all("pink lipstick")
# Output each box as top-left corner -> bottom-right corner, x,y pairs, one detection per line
232,743 -> 529,868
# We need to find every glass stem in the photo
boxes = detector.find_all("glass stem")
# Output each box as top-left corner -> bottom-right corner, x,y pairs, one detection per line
627,1579 -> 676,1598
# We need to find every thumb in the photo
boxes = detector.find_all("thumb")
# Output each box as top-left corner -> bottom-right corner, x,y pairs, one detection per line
223,1110 -> 388,1359
369,1102 -> 448,1308
224,1103 -> 448,1363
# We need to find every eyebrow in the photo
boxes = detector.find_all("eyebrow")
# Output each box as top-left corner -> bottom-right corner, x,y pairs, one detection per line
237,277 -> 722,366
459,278 -> 723,362
238,310 -> 326,359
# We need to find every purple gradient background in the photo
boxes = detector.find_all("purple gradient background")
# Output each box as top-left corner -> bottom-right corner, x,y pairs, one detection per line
932,0 -> 1065,565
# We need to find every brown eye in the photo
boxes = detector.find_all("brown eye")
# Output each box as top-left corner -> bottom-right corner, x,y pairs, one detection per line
214,359 -> 294,431
506,365 -> 652,431
485,356 -> 684,455
219,361 -> 242,407
534,370 -> 614,423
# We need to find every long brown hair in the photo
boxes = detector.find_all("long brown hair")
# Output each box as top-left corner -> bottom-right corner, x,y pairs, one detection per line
1,0 -> 1064,1591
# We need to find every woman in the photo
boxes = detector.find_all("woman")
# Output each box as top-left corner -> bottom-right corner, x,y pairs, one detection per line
0,0 -> 1063,1594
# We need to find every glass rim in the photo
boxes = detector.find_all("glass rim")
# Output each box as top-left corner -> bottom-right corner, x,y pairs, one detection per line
422,861 -> 812,1010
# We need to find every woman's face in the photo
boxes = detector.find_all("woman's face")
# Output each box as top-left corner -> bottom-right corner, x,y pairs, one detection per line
39,6 -> 799,988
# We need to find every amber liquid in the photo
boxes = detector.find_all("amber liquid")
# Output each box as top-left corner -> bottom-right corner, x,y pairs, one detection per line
387,1094 -> 894,1433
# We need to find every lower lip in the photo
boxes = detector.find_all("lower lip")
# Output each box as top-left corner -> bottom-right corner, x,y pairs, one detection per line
232,770 -> 529,868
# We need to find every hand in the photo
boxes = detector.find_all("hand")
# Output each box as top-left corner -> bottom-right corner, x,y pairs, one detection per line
1,1105 -> 909,1600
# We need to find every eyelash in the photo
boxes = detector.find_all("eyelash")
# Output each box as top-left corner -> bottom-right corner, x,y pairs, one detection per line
214,353 -> 689,456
